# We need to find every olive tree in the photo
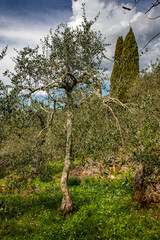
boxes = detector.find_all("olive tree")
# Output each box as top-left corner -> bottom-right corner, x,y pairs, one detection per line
6,5 -> 108,215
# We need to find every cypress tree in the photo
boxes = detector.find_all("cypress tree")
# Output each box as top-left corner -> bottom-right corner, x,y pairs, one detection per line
110,36 -> 123,97
119,27 -> 139,102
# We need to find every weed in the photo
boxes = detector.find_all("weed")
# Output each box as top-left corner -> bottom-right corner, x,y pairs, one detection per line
68,177 -> 81,186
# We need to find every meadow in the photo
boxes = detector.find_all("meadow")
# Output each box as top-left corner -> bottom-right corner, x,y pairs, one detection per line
0,161 -> 159,240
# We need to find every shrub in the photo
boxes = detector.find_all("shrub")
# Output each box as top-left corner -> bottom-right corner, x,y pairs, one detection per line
68,177 -> 81,186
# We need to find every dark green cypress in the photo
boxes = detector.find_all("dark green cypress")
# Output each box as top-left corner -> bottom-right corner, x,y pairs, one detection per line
119,27 -> 139,102
110,36 -> 123,97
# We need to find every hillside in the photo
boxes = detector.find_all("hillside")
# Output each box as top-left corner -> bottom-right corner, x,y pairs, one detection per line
0,160 -> 160,240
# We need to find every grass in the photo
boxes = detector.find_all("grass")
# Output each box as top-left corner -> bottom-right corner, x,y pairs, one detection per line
0,166 -> 160,240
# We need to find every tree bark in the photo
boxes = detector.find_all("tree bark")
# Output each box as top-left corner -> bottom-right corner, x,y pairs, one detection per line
60,96 -> 74,215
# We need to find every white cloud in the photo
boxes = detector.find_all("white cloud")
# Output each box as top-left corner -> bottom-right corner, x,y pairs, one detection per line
0,9 -> 71,84
69,0 -> 160,74
0,0 -> 160,86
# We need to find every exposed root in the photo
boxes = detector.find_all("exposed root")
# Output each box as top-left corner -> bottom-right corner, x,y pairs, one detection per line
61,195 -> 74,216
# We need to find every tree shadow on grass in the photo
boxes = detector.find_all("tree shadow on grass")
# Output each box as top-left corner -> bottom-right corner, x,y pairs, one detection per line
0,188 -> 63,221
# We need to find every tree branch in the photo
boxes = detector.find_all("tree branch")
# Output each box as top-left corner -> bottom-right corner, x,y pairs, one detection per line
122,0 -> 160,18
104,96 -> 132,113
18,72 -> 77,95
122,0 -> 142,11
93,91 -> 134,146
145,0 -> 160,14
139,32 -> 160,53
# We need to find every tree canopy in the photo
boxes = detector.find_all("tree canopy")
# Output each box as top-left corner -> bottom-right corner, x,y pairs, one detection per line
110,36 -> 123,97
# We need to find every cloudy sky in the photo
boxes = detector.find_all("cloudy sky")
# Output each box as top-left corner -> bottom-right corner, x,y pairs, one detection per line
0,0 -> 160,85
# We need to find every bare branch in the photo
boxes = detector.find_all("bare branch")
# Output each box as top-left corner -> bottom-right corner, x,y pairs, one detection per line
106,104 -> 124,146
27,108 -> 41,125
122,0 -> 142,11
37,127 -> 48,139
139,32 -> 160,53
122,0 -> 160,18
122,1 -> 160,55
18,72 -> 77,96
93,90 -> 134,146
40,105 -> 50,113
145,0 -> 160,14
29,81 -> 62,94
104,96 -> 132,113
122,6 -> 132,11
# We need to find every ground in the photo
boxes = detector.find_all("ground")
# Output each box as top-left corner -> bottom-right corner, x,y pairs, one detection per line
0,160 -> 160,239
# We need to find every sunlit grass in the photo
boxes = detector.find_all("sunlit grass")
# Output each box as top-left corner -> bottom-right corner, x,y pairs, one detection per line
0,171 -> 159,240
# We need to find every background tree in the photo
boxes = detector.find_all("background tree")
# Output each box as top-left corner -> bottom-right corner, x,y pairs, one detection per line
110,28 -> 139,102
119,27 -> 139,102
110,36 -> 123,97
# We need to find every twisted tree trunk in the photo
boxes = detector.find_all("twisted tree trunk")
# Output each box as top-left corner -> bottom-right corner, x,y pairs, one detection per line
60,93 -> 74,215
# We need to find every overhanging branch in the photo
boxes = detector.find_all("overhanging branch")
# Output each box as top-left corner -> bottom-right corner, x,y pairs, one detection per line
122,0 -> 142,11
139,32 -> 160,53
145,0 -> 160,14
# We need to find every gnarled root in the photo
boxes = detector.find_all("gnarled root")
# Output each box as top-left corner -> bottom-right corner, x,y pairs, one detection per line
61,193 -> 74,216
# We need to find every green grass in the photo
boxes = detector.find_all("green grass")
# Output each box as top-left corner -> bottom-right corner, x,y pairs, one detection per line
0,172 -> 159,240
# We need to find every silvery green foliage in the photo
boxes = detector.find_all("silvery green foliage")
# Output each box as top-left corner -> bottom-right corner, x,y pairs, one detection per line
6,5 -> 108,101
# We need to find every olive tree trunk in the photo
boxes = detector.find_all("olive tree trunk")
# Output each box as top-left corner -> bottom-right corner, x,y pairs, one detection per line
60,96 -> 74,215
